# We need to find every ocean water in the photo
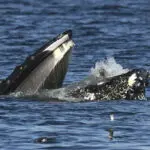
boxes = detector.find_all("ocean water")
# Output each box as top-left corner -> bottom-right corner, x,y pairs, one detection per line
0,0 -> 150,149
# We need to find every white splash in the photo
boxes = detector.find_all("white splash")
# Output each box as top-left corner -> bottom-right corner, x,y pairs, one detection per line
91,57 -> 129,79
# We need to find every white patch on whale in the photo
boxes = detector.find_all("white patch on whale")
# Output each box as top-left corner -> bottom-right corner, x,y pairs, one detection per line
128,73 -> 137,87
84,93 -> 95,100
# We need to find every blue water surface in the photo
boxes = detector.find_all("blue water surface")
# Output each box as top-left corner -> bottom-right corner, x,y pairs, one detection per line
0,0 -> 150,149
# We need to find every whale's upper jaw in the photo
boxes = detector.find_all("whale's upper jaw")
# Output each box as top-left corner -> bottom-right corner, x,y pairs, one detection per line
70,69 -> 149,101
0,30 -> 74,95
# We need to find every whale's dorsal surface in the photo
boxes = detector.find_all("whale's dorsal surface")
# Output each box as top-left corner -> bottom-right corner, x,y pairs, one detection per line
0,30 -> 74,95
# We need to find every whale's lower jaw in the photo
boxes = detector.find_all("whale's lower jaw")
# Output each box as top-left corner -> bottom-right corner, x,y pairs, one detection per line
69,69 -> 149,101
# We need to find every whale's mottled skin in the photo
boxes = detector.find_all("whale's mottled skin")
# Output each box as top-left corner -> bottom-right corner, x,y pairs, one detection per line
67,69 -> 149,100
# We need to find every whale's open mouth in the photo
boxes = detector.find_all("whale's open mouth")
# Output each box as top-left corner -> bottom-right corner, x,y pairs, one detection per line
0,30 -> 74,95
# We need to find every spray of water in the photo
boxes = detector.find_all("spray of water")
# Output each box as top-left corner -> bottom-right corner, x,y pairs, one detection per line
91,57 -> 129,79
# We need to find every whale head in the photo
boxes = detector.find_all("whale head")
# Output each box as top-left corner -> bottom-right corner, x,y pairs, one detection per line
0,30 -> 74,95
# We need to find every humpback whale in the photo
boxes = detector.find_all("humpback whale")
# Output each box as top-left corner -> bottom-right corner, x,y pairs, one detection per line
0,30 -> 149,101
